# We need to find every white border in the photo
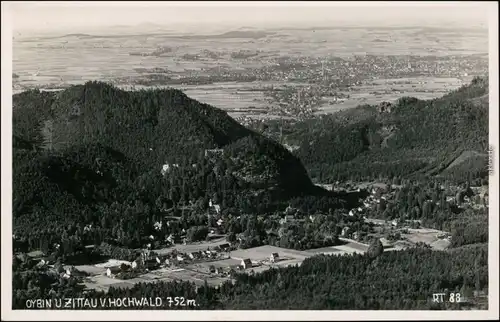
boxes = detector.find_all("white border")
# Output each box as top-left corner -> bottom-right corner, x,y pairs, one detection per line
1,1 -> 498,321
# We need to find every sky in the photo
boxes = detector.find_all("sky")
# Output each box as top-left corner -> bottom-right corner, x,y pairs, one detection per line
5,1 -> 491,35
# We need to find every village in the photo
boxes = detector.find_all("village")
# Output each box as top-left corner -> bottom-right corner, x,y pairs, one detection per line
14,172 -> 488,295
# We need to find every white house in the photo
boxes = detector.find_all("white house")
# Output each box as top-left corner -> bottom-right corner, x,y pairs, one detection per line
352,231 -> 360,240
341,227 -> 350,237
270,253 -> 280,263
161,164 -> 170,176
36,259 -> 47,268
189,252 -> 201,260
176,255 -> 185,262
348,210 -> 355,217
106,267 -> 121,278
217,219 -> 224,226
241,259 -> 252,269
213,204 -> 221,214
154,221 -> 162,231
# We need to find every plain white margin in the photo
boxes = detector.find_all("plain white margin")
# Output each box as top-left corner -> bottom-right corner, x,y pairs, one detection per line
1,1 -> 499,321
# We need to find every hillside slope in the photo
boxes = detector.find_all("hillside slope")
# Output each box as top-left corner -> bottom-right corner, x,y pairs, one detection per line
13,81 -> 314,192
253,77 -> 489,184
12,82 -> 336,250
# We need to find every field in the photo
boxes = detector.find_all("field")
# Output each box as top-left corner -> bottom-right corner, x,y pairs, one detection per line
79,224 -> 452,292
153,237 -> 228,255
12,26 -> 488,119
403,228 -> 451,246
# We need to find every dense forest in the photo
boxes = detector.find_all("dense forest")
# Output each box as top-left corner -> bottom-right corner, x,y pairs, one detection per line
12,82 -> 347,255
13,244 -> 488,310
248,77 -> 489,184
12,78 -> 490,311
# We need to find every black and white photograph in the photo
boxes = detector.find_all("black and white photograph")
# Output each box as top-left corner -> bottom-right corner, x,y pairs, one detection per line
1,1 -> 498,320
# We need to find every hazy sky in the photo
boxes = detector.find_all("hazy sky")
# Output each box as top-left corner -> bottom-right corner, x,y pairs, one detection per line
6,1 -> 491,34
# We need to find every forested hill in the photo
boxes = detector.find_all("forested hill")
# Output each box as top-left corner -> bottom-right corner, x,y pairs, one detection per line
13,81 -> 314,194
252,77 -> 489,184
13,82 -> 346,250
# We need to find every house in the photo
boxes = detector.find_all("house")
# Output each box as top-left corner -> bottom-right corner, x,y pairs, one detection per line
284,205 -> 295,215
209,265 -> 216,273
341,227 -> 350,237
144,259 -> 159,270
154,221 -> 162,231
217,218 -> 224,226
106,266 -> 121,278
391,220 -> 398,227
164,259 -> 171,266
348,210 -> 355,217
309,215 -> 315,223
161,164 -> 171,176
131,258 -> 141,269
188,251 -> 201,260
64,266 -> 85,277
270,253 -> 280,263
352,231 -> 360,240
35,259 -> 47,268
280,215 -> 294,225
176,255 -> 185,262
379,238 -> 393,248
241,259 -> 252,269
166,234 -> 175,244
218,243 -> 230,251
213,204 -> 221,214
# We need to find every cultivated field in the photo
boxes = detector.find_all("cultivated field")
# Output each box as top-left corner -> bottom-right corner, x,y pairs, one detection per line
13,26 -> 487,119
79,227 -> 451,293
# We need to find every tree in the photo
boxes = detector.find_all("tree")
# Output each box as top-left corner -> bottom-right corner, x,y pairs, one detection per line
226,232 -> 236,243
186,226 -> 209,242
367,238 -> 384,259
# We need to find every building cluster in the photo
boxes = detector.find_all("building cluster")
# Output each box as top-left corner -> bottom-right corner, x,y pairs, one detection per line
103,243 -> 233,279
